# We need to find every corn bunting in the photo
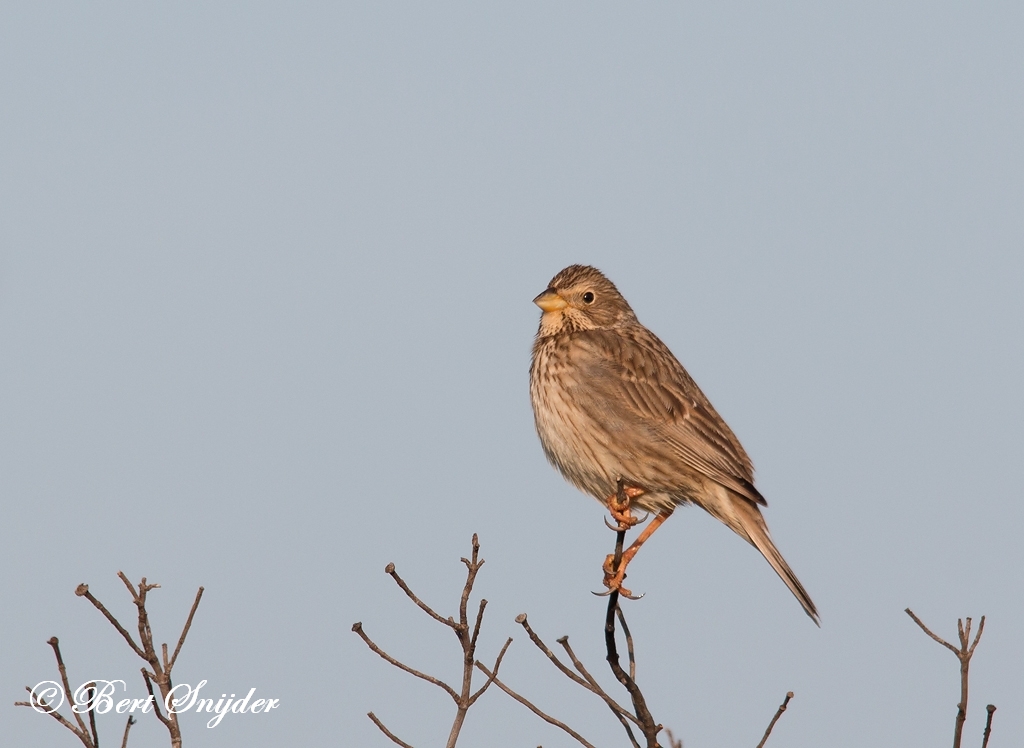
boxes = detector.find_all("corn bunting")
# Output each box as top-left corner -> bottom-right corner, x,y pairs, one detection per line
530,264 -> 818,623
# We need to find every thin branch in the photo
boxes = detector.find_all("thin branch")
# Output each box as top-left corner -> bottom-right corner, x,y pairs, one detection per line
141,669 -> 172,729
48,637 -> 91,738
515,614 -> 592,691
663,727 -> 683,748
75,585 -> 146,660
168,586 -> 204,672
447,537 -> 487,748
85,683 -> 99,748
755,691 -> 794,748
968,617 -> 986,657
469,599 -> 487,652
557,635 -> 641,728
981,704 -> 996,748
385,563 -> 455,630
351,622 -> 459,701
120,715 -> 136,748
117,571 -> 144,602
904,608 -> 960,657
616,605 -> 636,683
469,637 -> 513,706
367,712 -> 415,748
457,534 -> 484,637
475,662 -> 597,748
16,686 -> 93,747
604,497 -> 662,748
558,636 -> 641,748
905,609 -> 987,748
516,612 -> 639,731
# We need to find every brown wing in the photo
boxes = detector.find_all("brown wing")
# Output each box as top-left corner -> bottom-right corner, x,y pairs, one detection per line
569,327 -> 766,506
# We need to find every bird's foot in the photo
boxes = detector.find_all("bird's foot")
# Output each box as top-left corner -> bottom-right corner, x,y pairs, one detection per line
594,553 -> 643,600
606,484 -> 646,531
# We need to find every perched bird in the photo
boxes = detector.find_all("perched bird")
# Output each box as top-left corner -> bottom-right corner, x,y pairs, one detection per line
529,264 -> 818,623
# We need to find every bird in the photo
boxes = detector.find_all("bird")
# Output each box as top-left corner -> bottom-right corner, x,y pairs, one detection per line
529,264 -> 818,623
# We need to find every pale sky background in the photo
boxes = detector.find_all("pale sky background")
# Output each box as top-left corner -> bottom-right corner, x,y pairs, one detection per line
2,4 -> 1022,747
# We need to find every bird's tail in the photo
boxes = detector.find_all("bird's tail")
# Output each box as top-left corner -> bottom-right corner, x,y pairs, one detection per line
729,497 -> 819,625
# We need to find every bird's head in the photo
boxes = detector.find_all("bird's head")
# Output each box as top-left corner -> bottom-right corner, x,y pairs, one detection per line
534,265 -> 637,335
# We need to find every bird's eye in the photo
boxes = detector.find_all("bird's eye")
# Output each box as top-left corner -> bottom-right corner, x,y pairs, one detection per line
582,291 -> 595,304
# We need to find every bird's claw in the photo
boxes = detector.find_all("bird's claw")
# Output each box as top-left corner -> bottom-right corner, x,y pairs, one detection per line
598,553 -> 644,600
606,483 -> 646,530
603,516 -> 627,531
592,585 -> 644,600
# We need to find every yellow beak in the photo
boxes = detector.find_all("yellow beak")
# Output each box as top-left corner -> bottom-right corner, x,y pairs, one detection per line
534,290 -> 568,312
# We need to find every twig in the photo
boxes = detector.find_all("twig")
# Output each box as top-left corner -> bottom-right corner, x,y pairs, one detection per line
981,704 -> 996,748
168,587 -> 204,672
351,622 -> 459,701
142,668 -> 172,729
78,576 -> 202,748
515,614 -> 592,691
76,584 -> 146,660
475,662 -> 597,748
663,727 -> 683,748
468,637 -> 513,706
386,563 -> 455,629
120,715 -> 136,748
557,635 -> 641,747
905,609 -> 987,748
616,605 -> 636,682
514,613 -> 640,745
85,683 -> 99,748
755,691 -> 794,748
556,635 -> 640,724
605,586 -> 660,747
603,480 -> 662,748
14,637 -> 101,748
368,712 -> 415,748
355,535 -> 508,748
16,684 -> 94,748
51,637 -> 91,739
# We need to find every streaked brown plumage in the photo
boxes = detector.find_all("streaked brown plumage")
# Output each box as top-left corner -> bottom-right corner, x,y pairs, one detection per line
529,264 -> 818,623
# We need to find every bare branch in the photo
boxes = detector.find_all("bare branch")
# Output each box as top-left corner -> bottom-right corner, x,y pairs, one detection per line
904,608 -> 960,657
475,661 -> 597,748
457,534 -> 484,637
16,685 -> 93,747
385,563 -> 456,630
755,691 -> 794,748
616,605 -> 636,683
905,609 -> 987,748
557,636 -> 640,727
968,617 -> 986,657
85,683 -> 99,748
142,668 -> 172,729
47,637 -> 91,738
368,712 -> 415,748
117,571 -> 143,602
469,637 -> 513,706
351,622 -> 459,702
515,614 -> 592,691
604,514 -> 662,748
75,584 -> 146,660
168,586 -> 204,673
469,598 -> 487,652
663,727 -> 683,748
981,704 -> 996,748
120,715 -> 136,748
